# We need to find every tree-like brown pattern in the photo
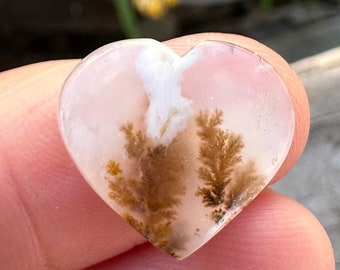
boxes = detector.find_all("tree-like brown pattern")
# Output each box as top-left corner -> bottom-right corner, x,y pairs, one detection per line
107,123 -> 187,257
196,109 -> 264,223
107,109 -> 265,256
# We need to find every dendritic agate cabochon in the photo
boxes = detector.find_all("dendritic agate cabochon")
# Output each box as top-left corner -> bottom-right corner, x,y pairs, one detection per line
59,39 -> 295,259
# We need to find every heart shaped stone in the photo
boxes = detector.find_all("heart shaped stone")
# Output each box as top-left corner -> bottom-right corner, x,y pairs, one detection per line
59,38 -> 294,259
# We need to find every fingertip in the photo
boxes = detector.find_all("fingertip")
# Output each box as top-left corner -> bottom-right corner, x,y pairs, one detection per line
0,60 -> 146,270
91,189 -> 334,270
219,189 -> 335,270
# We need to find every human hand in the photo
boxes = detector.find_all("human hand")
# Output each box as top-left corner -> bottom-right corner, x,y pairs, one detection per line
0,33 -> 334,269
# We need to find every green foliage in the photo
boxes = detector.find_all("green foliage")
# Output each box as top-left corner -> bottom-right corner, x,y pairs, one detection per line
113,0 -> 141,38
259,0 -> 275,11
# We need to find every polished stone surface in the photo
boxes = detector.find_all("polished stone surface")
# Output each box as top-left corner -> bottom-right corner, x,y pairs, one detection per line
59,39 -> 294,259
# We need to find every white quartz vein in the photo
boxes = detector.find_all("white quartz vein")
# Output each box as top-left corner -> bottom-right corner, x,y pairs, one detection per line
135,41 -> 201,146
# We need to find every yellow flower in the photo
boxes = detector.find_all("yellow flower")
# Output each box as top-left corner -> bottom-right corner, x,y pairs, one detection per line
133,0 -> 179,20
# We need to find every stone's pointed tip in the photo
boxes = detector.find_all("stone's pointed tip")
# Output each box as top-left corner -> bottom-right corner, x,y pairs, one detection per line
59,38 -> 295,259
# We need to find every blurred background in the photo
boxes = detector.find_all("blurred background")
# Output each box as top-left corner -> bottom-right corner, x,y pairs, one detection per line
1,0 -> 339,267
1,0 -> 340,70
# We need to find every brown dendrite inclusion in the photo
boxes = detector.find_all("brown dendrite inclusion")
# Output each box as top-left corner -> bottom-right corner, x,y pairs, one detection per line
195,110 -> 264,224
106,123 -> 187,258
106,109 -> 265,257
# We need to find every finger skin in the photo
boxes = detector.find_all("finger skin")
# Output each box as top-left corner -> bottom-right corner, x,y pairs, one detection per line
0,60 -> 145,270
88,190 -> 335,270
0,33 -> 314,269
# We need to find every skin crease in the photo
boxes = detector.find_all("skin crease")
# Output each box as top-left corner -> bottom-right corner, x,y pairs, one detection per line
0,33 -> 334,269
